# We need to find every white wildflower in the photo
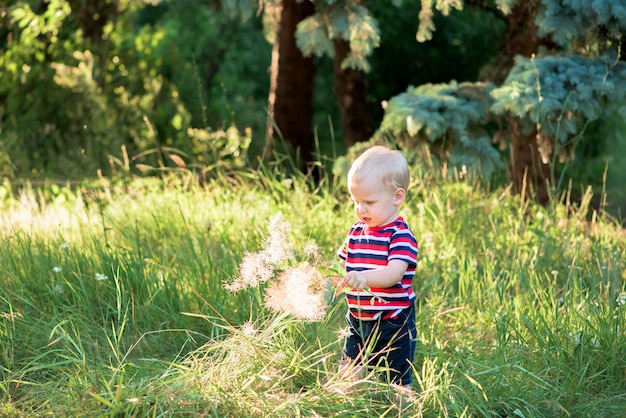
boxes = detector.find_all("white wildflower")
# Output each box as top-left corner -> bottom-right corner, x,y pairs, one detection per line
52,266 -> 62,273
60,242 -> 70,250
262,212 -> 294,266
616,293 -> 626,306
95,273 -> 108,281
225,252 -> 274,292
336,326 -> 350,341
224,213 -> 295,292
264,265 -> 328,321
568,332 -> 581,346
54,284 -> 64,294
568,332 -> 600,348
240,321 -> 257,336
303,241 -> 320,260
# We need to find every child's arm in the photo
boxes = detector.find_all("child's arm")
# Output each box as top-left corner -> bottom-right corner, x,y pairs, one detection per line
337,259 -> 408,290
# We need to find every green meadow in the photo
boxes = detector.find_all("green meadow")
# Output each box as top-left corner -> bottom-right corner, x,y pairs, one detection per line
1,161 -> 625,417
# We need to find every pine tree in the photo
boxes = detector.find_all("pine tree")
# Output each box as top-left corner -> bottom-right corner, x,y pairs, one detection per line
228,0 -> 626,202
377,0 -> 626,203
226,0 -> 384,162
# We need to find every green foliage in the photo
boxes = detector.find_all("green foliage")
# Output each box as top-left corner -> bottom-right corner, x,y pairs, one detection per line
491,55 -> 626,145
367,1 -> 507,124
537,0 -> 626,47
376,81 -> 505,178
0,0 -> 270,179
564,108 -> 626,208
374,0 -> 626,205
0,1 -> 82,176
379,82 -> 493,140
296,2 -> 380,71
221,0 -> 259,21
0,1 -> 162,178
295,12 -> 336,58
140,1 -> 270,134
494,0 -> 516,15
416,0 -> 464,42
112,0 -> 269,168
187,124 -> 252,174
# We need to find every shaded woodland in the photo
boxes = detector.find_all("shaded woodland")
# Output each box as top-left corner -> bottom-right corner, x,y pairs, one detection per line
1,0 -> 625,213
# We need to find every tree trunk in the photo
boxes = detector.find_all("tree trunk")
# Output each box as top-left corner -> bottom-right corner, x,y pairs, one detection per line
507,117 -> 551,205
265,0 -> 315,166
332,38 -> 373,148
494,0 -> 557,204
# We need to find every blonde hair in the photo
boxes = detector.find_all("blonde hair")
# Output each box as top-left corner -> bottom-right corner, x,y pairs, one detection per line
347,146 -> 410,191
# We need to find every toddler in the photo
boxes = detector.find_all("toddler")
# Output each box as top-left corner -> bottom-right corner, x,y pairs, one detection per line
335,145 -> 419,396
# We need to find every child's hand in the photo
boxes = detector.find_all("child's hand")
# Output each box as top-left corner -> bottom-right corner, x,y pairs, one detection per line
332,272 -> 387,304
339,271 -> 368,290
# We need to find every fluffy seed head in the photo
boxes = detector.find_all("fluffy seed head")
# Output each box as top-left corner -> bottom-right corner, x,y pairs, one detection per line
264,265 -> 329,321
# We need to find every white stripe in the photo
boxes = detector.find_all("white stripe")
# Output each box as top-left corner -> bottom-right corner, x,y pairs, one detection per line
348,304 -> 406,312
349,249 -> 388,256
389,242 -> 418,252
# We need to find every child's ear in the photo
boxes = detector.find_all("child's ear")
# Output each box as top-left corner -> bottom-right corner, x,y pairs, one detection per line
394,188 -> 406,205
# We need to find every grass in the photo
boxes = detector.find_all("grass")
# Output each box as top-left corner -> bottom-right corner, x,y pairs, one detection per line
0,160 -> 625,417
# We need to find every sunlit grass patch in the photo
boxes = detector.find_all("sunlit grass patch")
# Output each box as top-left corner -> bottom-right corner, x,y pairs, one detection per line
1,167 -> 625,416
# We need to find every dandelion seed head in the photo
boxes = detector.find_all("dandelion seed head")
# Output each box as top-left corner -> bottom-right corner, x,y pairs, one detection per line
55,284 -> 64,294
263,212 -> 294,265
223,279 -> 245,293
240,321 -> 257,336
336,326 -> 350,341
225,213 -> 298,292
226,252 -> 275,292
303,241 -> 320,260
264,266 -> 328,321
262,241 -> 292,266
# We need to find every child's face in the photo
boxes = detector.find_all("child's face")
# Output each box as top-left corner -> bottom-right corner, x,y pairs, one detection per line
348,177 -> 405,228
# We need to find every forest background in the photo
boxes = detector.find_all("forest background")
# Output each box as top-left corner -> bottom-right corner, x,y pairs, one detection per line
1,0 -> 626,416
1,0 -> 626,212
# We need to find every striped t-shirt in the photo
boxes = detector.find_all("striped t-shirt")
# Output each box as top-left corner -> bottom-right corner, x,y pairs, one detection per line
337,217 -> 418,320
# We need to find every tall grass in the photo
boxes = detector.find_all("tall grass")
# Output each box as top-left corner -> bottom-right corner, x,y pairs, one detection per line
0,159 -> 625,417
